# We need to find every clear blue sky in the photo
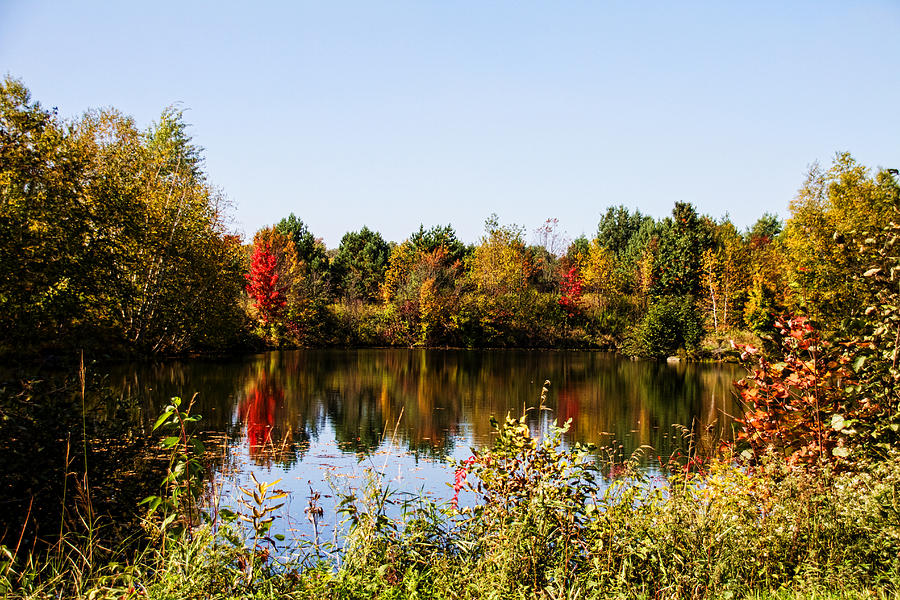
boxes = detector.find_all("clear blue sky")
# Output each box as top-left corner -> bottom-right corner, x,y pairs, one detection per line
2,1 -> 898,248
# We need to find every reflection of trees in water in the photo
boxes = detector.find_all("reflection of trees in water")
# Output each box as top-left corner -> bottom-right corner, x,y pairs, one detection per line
109,358 -> 246,437
554,360 -> 739,459
109,350 -> 742,467
260,350 -> 461,457
237,370 -> 310,468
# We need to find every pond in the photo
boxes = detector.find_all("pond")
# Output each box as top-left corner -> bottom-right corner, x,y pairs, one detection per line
107,349 -> 742,547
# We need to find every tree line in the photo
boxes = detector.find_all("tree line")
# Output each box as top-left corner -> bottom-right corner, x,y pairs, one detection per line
243,155 -> 899,358
3,77 -> 898,359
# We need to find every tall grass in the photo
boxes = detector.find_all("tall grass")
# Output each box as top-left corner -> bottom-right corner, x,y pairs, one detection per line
2,406 -> 900,599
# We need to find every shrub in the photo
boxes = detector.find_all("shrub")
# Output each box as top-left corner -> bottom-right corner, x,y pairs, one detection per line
733,316 -> 852,466
627,296 -> 703,359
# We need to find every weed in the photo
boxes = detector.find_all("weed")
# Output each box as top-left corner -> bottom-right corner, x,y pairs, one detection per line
139,394 -> 206,538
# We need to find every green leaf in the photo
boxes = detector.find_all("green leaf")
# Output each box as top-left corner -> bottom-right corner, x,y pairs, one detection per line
161,436 -> 180,448
274,534 -> 285,541
852,355 -> 867,371
219,508 -> 237,522
832,447 -> 850,458
152,409 -> 174,431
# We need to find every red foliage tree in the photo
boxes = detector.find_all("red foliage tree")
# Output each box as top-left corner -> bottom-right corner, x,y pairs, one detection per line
245,241 -> 286,324
558,265 -> 583,317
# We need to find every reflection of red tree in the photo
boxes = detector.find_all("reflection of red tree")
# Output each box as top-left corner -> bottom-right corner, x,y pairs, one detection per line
556,387 -> 579,426
239,377 -> 284,457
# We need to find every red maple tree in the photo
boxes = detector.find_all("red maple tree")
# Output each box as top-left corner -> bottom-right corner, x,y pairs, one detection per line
245,241 -> 286,324
558,265 -> 583,317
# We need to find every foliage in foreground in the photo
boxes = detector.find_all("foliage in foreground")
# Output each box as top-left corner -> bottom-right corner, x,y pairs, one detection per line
3,409 -> 900,600
332,416 -> 900,600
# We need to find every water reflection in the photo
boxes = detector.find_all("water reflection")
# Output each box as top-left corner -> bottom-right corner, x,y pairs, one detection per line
111,349 -> 741,463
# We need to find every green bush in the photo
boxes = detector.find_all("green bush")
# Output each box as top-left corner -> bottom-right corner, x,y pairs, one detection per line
627,296 -> 704,359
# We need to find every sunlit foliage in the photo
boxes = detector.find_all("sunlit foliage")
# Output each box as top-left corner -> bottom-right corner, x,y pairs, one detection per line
784,154 -> 897,325
382,226 -> 468,345
0,77 -> 245,356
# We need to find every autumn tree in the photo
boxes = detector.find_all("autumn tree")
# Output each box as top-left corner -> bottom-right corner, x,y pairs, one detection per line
471,215 -> 533,296
382,225 -> 468,345
469,215 -> 537,343
558,265 -> 583,317
743,213 -> 786,334
96,102 -> 244,353
0,77 -> 93,351
699,218 -> 748,334
245,227 -> 308,344
784,153 -> 896,326
580,240 -> 619,306
245,240 -> 286,324
115,106 -> 245,352
0,79 -> 245,355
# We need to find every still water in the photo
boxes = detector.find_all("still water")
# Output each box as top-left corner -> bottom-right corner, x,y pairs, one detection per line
110,349 -> 741,545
